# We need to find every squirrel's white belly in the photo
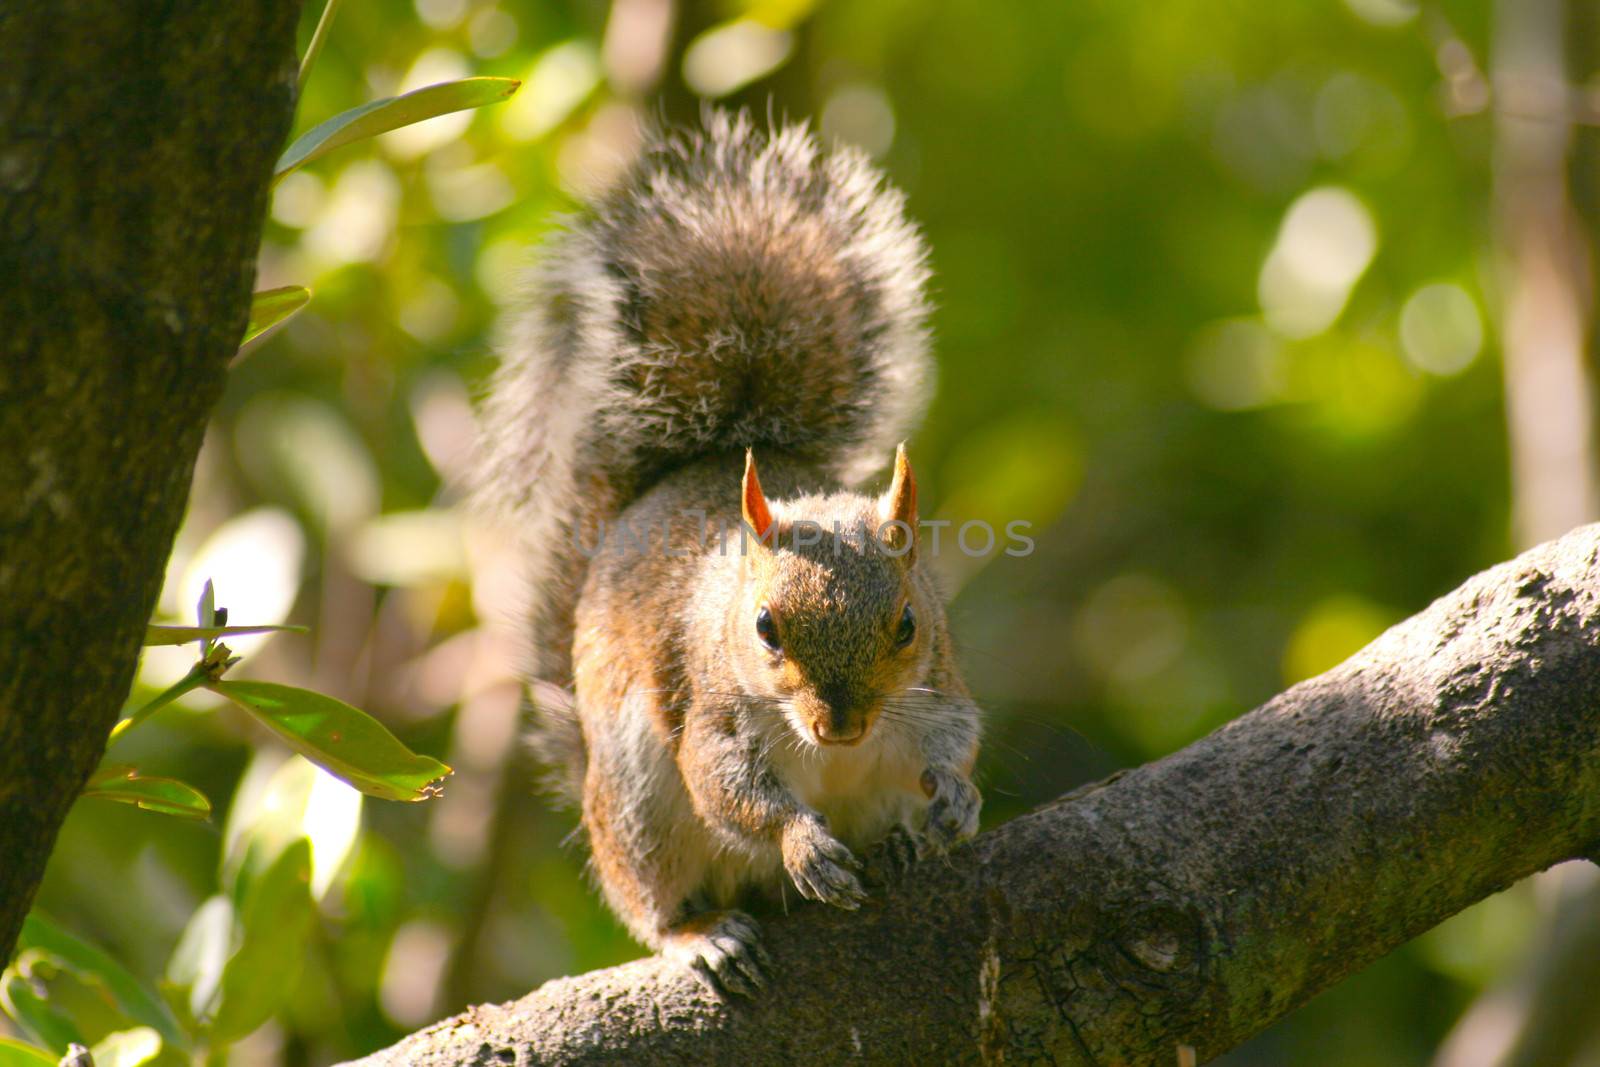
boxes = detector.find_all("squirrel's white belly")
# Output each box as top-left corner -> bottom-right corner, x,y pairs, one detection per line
695,721 -> 924,907
772,727 -> 924,850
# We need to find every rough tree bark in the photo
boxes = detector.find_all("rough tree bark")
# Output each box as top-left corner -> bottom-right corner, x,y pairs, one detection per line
0,3 -> 302,960
345,523 -> 1600,1067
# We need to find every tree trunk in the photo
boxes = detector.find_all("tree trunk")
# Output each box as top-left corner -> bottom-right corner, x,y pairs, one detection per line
343,523 -> 1600,1067
0,1 -> 302,961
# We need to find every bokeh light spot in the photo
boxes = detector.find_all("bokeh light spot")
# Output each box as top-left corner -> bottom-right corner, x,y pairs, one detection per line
271,171 -> 325,230
1074,574 -> 1190,685
1283,595 -> 1392,684
1399,283 -> 1483,376
1259,186 -> 1378,339
382,49 -> 474,159
821,84 -> 896,157
304,160 -> 400,267
501,41 -> 601,143
683,19 -> 792,99
468,7 -> 518,59
1185,318 -> 1286,411
1341,0 -> 1418,27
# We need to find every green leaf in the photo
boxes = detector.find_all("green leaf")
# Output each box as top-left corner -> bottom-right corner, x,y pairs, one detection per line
210,680 -> 451,802
222,755 -> 362,902
210,840 -> 315,1042
89,1028 -> 162,1067
274,78 -> 520,180
82,769 -> 211,821
243,286 -> 311,344
164,898 -> 234,1026
0,1038 -> 56,1067
0,957 -> 83,1054
143,623 -> 306,646
16,915 -> 187,1052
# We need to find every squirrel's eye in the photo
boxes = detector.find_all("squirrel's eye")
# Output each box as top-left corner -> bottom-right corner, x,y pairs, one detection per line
755,605 -> 782,653
895,603 -> 916,648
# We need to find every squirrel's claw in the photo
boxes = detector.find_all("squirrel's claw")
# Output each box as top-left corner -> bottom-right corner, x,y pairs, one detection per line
668,910 -> 770,999
793,856 -> 867,909
865,823 -> 922,885
782,815 -> 868,909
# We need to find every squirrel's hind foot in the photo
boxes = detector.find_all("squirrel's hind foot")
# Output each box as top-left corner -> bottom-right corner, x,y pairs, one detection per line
664,909 -> 772,999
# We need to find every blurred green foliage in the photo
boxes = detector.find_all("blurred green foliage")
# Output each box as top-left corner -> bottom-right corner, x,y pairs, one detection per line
7,0 -> 1592,1063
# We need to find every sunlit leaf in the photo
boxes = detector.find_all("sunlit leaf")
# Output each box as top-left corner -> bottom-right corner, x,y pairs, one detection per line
164,897 -> 234,1026
243,286 -> 311,345
197,580 -> 216,630
210,840 -> 315,1042
275,78 -> 520,180
16,915 -> 187,1051
82,769 -> 212,821
0,957 -> 82,1054
89,1028 -> 162,1067
223,755 -> 362,901
195,577 -> 219,658
143,623 -> 306,646
0,1038 -> 56,1067
210,681 -> 451,802
220,755 -> 304,898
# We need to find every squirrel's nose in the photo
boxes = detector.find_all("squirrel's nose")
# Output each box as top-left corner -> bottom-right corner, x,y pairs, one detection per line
828,706 -> 855,737
814,718 -> 864,745
813,684 -> 865,744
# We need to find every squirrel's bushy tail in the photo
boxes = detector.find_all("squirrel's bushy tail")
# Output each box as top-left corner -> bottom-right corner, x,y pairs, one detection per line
476,111 -> 932,799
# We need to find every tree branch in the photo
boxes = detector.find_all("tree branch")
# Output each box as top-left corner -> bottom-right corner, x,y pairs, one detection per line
343,523 -> 1600,1066
0,1 -> 302,959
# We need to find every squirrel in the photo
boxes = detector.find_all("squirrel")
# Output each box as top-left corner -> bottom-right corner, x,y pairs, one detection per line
476,111 -> 982,996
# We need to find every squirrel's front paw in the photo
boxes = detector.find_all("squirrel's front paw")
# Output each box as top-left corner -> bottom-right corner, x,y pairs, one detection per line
782,815 -> 867,909
863,823 -> 921,886
920,769 -> 981,852
664,910 -> 772,999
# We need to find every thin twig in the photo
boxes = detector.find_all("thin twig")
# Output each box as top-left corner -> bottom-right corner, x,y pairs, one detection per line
297,0 -> 343,95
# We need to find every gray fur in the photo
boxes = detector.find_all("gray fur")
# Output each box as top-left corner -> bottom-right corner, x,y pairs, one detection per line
475,111 -> 934,796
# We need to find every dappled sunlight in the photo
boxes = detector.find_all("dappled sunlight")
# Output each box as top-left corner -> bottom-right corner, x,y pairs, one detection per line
17,1 -> 1581,1064
820,83 -> 896,157
1185,318 -> 1287,411
382,49 -> 475,158
501,41 -> 601,142
683,20 -> 792,99
1401,283 -> 1484,376
303,160 -> 401,266
1258,186 -> 1377,339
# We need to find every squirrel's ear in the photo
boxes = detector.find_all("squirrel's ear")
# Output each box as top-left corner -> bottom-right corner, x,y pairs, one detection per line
742,449 -> 774,544
877,442 -> 917,562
